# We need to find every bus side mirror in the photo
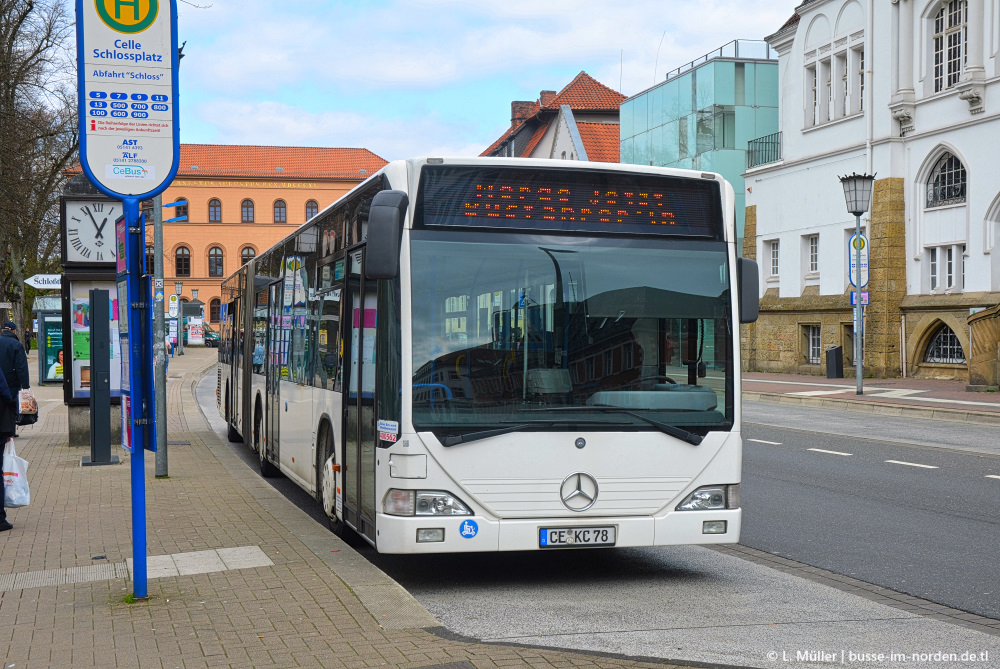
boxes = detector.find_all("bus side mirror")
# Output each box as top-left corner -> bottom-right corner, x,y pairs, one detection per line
365,190 -> 409,280
737,257 -> 759,324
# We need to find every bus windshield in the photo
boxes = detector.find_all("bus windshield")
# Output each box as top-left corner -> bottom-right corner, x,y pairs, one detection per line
410,231 -> 734,441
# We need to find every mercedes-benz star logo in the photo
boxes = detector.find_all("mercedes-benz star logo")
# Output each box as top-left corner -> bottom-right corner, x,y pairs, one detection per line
560,472 -> 599,512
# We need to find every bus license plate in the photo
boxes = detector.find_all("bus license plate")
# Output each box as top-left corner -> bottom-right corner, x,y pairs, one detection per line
539,526 -> 616,548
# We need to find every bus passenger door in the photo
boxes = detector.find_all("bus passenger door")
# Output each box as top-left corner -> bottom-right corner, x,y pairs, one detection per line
342,249 -> 378,542
265,282 -> 281,464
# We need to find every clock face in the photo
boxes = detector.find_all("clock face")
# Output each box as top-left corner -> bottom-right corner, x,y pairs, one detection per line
65,200 -> 119,264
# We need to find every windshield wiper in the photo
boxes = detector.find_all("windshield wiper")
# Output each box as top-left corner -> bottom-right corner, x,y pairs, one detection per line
529,407 -> 703,445
440,419 -> 606,447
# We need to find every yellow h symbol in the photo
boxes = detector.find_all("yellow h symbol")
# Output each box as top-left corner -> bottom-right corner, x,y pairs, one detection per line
115,0 -> 140,20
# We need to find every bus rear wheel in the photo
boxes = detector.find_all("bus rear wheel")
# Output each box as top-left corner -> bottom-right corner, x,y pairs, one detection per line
317,423 -> 346,537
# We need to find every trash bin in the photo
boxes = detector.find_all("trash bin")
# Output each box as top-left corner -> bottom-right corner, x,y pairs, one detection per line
826,345 -> 844,379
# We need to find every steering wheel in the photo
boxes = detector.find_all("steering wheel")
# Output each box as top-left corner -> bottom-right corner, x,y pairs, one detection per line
639,374 -> 678,385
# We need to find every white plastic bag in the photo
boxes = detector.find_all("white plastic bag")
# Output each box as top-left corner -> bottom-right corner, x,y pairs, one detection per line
3,439 -> 30,508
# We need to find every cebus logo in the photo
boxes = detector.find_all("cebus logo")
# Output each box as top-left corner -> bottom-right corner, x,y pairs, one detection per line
95,0 -> 159,34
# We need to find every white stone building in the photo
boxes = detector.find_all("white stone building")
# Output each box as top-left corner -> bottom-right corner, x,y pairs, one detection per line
743,0 -> 1000,385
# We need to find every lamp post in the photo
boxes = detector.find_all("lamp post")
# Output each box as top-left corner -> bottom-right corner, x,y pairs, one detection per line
174,281 -> 184,356
839,173 -> 876,395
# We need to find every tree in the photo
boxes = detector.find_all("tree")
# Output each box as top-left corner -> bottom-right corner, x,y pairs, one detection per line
0,0 -> 78,335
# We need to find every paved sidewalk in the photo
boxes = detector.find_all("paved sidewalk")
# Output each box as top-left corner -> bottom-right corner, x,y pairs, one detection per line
743,371 -> 1000,425
1,348 -> 702,669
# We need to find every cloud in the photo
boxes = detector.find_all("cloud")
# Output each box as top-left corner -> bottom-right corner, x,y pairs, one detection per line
173,0 -> 800,157
191,99 -> 486,160
179,0 -> 796,95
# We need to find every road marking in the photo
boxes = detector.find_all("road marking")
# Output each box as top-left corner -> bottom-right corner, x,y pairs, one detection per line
745,379 -> 1000,407
808,448 -> 852,456
748,439 -> 782,445
789,389 -> 854,397
986,475 -> 1000,480
885,459 -> 938,469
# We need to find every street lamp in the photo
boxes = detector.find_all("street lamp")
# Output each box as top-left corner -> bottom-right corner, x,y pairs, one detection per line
839,172 -> 876,395
174,281 -> 184,356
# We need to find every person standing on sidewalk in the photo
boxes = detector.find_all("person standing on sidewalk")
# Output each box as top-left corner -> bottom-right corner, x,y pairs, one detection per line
0,321 -> 30,436
0,367 -> 17,531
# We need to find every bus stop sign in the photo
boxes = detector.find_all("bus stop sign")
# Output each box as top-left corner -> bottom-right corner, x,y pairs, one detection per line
76,0 -> 180,198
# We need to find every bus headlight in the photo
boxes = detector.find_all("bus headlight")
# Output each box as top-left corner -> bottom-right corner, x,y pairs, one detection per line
384,489 -> 472,516
676,485 -> 739,511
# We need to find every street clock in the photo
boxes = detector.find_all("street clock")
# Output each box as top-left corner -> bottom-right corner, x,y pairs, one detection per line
62,197 -> 119,266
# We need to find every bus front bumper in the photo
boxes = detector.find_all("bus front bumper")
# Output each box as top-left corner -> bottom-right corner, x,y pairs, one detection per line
373,509 -> 741,554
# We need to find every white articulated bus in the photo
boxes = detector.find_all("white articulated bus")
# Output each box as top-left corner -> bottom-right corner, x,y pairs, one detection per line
218,157 -> 759,554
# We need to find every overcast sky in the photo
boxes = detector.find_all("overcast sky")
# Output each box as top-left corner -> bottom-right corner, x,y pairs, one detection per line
165,0 -> 798,160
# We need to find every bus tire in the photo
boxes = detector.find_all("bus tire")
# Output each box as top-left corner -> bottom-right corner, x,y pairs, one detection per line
317,422 -> 346,537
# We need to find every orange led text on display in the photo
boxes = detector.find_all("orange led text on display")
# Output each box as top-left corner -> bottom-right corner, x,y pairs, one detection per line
463,184 -> 678,225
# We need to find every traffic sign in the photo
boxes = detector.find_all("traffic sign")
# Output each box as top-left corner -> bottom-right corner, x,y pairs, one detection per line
154,290 -> 164,302
849,233 -> 870,288
167,294 -> 178,317
76,0 -> 180,199
851,291 -> 869,306
24,274 -> 63,290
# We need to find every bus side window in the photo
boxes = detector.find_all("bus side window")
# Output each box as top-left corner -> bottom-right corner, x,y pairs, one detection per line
315,289 -> 341,391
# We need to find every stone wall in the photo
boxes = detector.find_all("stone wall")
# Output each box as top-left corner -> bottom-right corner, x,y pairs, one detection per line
968,304 -> 1000,389
865,178 -> 906,377
740,206 -> 758,371
901,293 -> 1000,380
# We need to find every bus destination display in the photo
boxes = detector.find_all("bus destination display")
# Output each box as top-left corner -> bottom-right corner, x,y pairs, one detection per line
416,165 -> 723,238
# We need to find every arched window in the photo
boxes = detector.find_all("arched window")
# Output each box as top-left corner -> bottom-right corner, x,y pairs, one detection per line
241,247 -> 256,264
933,1 -> 967,93
274,199 -> 287,223
174,197 -> 188,219
241,199 -> 255,224
210,298 -> 222,322
209,198 -> 222,223
208,246 -> 224,277
175,246 -> 191,277
924,324 -> 966,364
926,153 -> 966,208
306,200 -> 319,220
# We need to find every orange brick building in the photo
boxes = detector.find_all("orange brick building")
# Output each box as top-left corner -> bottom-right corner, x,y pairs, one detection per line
152,144 -> 387,324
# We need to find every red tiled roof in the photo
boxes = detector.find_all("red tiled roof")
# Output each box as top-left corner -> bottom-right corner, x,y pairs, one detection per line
546,71 -> 625,111
576,122 -> 620,162
480,125 -> 518,157
482,71 -> 622,156
521,122 -> 551,157
176,144 -> 388,179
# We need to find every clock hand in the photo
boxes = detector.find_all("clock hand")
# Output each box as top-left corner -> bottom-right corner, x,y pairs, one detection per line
85,206 -> 99,229
96,217 -> 108,239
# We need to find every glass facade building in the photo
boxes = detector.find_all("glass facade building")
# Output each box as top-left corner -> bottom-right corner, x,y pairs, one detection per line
620,41 -> 779,248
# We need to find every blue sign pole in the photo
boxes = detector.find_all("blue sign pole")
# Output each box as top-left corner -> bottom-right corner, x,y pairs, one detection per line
123,197 -> 151,598
77,0 -> 180,600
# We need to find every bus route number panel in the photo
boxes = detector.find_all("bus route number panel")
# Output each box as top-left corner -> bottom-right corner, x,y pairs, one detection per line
539,526 -> 617,548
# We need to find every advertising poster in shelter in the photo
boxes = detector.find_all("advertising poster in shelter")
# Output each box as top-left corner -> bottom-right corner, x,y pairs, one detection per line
68,281 -> 123,399
43,316 -> 65,382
